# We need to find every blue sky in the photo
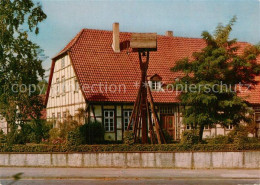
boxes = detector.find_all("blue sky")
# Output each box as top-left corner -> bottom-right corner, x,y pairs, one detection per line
31,0 -> 260,72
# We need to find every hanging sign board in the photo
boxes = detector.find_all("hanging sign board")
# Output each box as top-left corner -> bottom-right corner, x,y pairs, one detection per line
130,33 -> 157,51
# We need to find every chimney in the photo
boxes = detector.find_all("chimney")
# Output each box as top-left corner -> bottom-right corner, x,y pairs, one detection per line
165,31 -> 173,37
112,22 -> 120,52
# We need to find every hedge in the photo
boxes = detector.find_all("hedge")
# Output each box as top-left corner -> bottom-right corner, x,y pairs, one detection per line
0,143 -> 260,153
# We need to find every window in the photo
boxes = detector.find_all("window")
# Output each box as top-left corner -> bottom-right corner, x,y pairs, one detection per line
124,110 -> 132,130
186,124 -> 191,130
52,113 -> 56,127
57,112 -> 61,120
75,79 -> 79,91
204,125 -> 210,130
63,112 -> 67,119
160,107 -> 174,114
104,110 -> 114,132
151,81 -> 161,91
56,78 -> 60,94
61,58 -> 65,68
226,124 -> 233,130
62,76 -> 65,93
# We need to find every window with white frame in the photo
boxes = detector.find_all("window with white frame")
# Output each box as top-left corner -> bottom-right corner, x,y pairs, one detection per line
124,110 -> 132,130
57,112 -> 61,120
151,81 -> 161,91
104,110 -> 114,132
226,124 -> 233,130
62,76 -> 65,93
204,124 -> 210,130
186,124 -> 191,130
61,58 -> 65,68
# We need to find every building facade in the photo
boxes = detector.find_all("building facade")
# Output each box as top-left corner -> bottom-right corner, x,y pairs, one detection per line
45,23 -> 260,141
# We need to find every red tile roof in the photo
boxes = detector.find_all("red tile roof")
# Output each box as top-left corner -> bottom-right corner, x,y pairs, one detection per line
46,29 -> 260,105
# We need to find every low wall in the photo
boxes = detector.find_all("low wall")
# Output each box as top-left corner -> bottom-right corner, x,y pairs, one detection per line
0,151 -> 259,169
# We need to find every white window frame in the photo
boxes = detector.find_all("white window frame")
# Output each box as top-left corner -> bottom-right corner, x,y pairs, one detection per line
123,110 -> 132,130
151,81 -> 161,91
104,110 -> 114,132
226,124 -> 233,130
62,76 -> 65,93
186,124 -> 191,130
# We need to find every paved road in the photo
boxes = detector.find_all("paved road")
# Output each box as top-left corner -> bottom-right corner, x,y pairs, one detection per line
0,167 -> 259,185
0,179 -> 260,185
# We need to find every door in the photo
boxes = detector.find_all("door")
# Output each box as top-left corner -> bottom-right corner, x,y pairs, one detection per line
161,115 -> 175,140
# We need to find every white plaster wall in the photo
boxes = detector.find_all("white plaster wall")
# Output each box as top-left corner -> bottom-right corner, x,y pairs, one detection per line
0,115 -> 7,133
46,55 -> 86,122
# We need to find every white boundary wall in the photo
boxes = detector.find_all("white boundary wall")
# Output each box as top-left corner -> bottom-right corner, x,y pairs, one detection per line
0,151 -> 259,169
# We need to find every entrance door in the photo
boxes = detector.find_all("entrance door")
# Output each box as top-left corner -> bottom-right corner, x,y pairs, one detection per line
161,115 -> 175,140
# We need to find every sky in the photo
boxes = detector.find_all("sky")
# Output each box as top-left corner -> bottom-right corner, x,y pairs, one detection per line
30,0 -> 260,73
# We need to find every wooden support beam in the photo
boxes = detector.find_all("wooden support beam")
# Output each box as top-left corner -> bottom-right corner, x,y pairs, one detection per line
147,85 -> 166,144
146,99 -> 155,144
127,82 -> 141,131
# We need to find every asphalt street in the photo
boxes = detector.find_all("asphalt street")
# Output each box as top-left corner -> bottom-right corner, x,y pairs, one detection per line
0,167 -> 259,185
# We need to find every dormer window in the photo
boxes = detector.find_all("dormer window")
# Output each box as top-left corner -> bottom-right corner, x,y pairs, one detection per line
148,74 -> 162,91
151,81 -> 161,91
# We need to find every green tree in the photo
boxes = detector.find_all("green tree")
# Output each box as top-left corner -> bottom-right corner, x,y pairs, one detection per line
171,17 -> 260,141
0,0 -> 47,130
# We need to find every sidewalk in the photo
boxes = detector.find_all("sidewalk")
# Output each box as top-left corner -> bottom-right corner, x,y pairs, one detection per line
0,167 -> 259,180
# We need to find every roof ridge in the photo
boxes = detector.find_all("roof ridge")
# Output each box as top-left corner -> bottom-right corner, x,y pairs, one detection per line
69,29 -> 85,52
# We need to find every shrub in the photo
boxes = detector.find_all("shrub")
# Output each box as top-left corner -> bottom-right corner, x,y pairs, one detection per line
32,120 -> 52,143
123,131 -> 135,145
58,119 -> 78,139
206,135 -> 231,145
67,127 -> 84,146
48,128 -> 63,144
80,121 -> 105,144
6,130 -> 23,145
181,130 -> 200,144
4,120 -> 52,145
0,130 -> 6,144
227,125 -> 249,146
0,143 -> 260,153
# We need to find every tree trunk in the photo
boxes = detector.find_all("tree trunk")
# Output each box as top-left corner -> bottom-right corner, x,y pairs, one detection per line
199,125 -> 204,142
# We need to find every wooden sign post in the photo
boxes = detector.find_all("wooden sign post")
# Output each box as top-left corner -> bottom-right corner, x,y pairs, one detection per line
127,33 -> 165,144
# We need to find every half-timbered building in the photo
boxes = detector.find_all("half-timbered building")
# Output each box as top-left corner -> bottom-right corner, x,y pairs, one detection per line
45,23 -> 260,141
